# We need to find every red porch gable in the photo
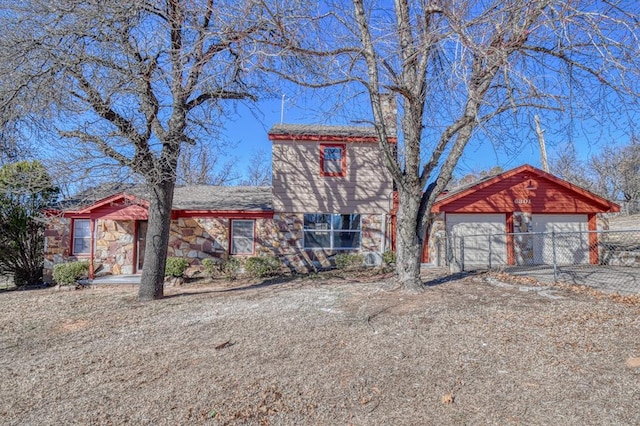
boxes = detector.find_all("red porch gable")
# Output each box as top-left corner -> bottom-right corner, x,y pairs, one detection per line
65,193 -> 149,220
432,164 -> 620,214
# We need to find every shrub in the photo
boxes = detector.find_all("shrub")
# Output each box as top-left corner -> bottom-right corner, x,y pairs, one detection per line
382,250 -> 396,265
165,257 -> 189,278
52,261 -> 89,286
334,253 -> 364,270
244,256 -> 280,278
202,257 -> 223,276
223,257 -> 242,280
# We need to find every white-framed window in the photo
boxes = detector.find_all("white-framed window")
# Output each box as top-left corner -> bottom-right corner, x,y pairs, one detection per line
303,213 -> 361,249
72,219 -> 91,255
231,220 -> 255,255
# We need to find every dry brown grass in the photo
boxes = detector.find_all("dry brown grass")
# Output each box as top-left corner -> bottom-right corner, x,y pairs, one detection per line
1,270 -> 639,425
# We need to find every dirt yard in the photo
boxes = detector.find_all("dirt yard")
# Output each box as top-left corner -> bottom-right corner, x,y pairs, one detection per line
1,270 -> 639,425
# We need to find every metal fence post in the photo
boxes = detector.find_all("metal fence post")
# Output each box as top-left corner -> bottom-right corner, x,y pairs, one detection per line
460,236 -> 465,272
488,234 -> 492,269
552,230 -> 557,282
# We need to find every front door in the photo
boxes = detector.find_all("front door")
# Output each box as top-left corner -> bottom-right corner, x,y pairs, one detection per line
136,220 -> 148,273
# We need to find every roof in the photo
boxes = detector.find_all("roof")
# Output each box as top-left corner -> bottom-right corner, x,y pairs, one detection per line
56,185 -> 273,215
54,182 -> 139,211
433,164 -> 620,214
269,123 -> 377,138
172,185 -> 272,211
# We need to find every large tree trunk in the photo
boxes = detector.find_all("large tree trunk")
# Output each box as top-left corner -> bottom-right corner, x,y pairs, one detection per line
138,179 -> 175,301
395,189 -> 424,292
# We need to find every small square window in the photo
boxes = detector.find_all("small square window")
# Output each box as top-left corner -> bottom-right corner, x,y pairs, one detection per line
320,144 -> 346,177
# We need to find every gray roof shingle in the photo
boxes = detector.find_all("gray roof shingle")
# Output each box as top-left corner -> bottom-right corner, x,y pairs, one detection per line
269,123 -> 377,138
171,185 -> 272,211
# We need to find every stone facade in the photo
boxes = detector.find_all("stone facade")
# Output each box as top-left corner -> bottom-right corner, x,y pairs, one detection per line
43,217 -> 71,282
44,216 -> 287,282
266,213 -> 386,272
94,220 -> 136,275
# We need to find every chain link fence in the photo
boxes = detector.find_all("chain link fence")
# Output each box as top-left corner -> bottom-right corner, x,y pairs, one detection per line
443,229 -> 640,295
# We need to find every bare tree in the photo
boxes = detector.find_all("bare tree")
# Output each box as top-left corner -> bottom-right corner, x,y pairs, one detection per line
263,1 -> 640,290
590,138 -> 640,213
240,149 -> 272,186
177,144 -> 238,186
0,0 -> 274,300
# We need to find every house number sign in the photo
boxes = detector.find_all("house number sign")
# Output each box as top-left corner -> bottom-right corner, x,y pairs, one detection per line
514,198 -> 531,204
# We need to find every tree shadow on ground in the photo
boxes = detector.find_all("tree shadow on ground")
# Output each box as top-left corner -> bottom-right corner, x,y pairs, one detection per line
422,271 -> 481,288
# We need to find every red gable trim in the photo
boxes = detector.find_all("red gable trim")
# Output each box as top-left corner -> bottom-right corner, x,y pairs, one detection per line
269,133 -> 398,144
432,164 -> 620,213
76,193 -> 149,214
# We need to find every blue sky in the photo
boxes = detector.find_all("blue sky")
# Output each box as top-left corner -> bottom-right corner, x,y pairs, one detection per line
221,92 -> 633,181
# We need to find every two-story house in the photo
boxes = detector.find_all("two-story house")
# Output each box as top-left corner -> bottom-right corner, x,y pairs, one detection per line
44,122 -> 621,282
43,124 -> 395,281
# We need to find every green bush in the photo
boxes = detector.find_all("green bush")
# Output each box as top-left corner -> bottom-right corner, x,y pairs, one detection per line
223,257 -> 242,280
382,250 -> 396,265
52,261 -> 89,286
202,257 -> 223,276
334,253 -> 364,270
244,256 -> 280,278
165,257 -> 189,278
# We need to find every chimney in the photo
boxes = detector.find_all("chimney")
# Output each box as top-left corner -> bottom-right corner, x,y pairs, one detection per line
380,93 -> 397,138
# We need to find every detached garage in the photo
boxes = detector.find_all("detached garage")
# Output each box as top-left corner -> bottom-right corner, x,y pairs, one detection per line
428,165 -> 620,270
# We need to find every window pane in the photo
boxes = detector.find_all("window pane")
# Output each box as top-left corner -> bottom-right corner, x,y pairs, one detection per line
334,232 -> 361,249
74,219 -> 91,237
73,219 -> 91,254
332,214 -> 360,231
232,237 -> 253,255
304,231 -> 330,248
231,220 -> 254,254
233,220 -> 253,237
324,147 -> 342,161
73,237 -> 91,254
304,214 -> 331,230
323,146 -> 343,174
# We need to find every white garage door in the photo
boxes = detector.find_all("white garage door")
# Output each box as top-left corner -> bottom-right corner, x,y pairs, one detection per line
447,214 -> 506,269
531,214 -> 589,265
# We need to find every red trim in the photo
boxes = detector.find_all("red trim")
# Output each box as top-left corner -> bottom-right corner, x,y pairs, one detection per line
421,226 -> 429,263
76,193 -> 148,214
89,218 -> 95,279
433,164 -> 620,213
506,213 -> 515,265
70,217 -> 91,257
320,143 -> 347,177
229,219 -> 256,256
269,133 -> 398,144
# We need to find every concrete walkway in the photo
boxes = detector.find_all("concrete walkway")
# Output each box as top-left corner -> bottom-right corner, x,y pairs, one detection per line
86,275 -> 141,285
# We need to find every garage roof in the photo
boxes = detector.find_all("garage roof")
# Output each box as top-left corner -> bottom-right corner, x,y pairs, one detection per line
433,164 -> 620,214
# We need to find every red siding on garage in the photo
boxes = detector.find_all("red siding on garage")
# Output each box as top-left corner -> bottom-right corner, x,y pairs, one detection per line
432,165 -> 619,214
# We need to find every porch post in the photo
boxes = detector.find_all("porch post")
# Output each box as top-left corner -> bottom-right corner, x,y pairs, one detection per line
89,218 -> 95,279
506,212 -> 515,265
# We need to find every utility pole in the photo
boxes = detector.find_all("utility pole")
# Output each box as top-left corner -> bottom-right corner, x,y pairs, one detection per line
534,115 -> 549,172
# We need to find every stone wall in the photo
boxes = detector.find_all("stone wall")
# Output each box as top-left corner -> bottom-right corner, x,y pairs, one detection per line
268,213 -> 386,272
168,217 -> 228,261
43,217 -> 71,283
94,220 -> 135,275
43,212 -> 388,280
